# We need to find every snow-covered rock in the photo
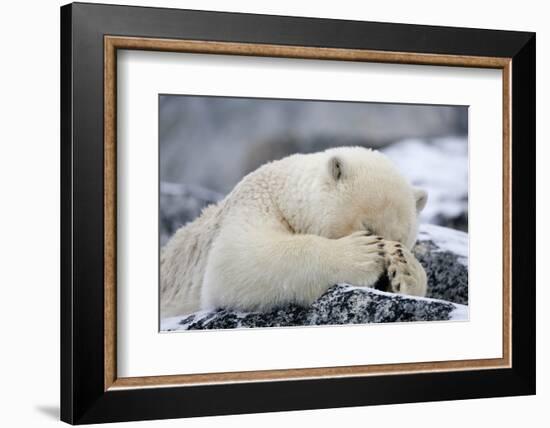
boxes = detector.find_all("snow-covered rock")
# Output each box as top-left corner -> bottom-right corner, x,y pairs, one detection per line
162,286 -> 467,331
161,223 -> 469,331
415,224 -> 468,305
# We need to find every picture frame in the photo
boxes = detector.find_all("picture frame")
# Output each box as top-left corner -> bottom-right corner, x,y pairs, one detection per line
60,2 -> 535,424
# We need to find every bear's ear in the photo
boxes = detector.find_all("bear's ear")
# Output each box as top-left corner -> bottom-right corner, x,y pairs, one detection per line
329,156 -> 343,181
414,188 -> 428,213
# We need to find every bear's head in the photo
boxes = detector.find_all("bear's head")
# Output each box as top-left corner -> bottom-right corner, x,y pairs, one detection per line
281,146 -> 427,249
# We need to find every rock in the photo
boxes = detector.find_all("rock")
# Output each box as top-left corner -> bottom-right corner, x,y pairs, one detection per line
161,286 -> 466,331
161,224 -> 469,331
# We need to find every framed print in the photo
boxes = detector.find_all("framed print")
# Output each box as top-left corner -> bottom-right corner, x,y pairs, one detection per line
60,2 -> 535,424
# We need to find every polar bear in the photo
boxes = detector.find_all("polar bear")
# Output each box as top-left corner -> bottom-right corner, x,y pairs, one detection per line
161,146 -> 428,317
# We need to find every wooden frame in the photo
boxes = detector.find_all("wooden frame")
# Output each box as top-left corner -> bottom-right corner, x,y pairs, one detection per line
62,2 -> 535,424
104,35 -> 513,390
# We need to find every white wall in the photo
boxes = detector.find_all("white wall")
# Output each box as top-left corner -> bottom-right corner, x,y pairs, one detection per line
0,0 -> 545,427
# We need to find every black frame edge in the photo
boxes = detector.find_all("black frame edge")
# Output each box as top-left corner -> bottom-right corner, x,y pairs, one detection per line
510,33 -> 536,393
71,1 -> 533,57
60,3 -> 74,425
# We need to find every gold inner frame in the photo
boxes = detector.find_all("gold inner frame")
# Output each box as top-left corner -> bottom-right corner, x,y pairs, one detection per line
104,35 -> 512,391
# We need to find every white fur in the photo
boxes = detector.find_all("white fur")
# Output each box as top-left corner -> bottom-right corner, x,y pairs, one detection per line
161,147 -> 428,317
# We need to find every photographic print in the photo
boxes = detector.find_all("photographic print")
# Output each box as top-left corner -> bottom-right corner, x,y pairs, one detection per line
159,95 -> 469,331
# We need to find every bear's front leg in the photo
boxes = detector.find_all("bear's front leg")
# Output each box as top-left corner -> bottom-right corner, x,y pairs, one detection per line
382,240 -> 427,297
201,228 -> 386,312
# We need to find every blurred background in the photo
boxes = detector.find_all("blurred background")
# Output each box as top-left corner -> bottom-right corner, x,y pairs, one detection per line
160,95 -> 468,245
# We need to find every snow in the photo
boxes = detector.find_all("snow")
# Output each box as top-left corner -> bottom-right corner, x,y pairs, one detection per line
160,311 -> 212,331
382,137 -> 468,225
161,310 -> 217,331
161,308 -> 257,331
449,304 -> 469,321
